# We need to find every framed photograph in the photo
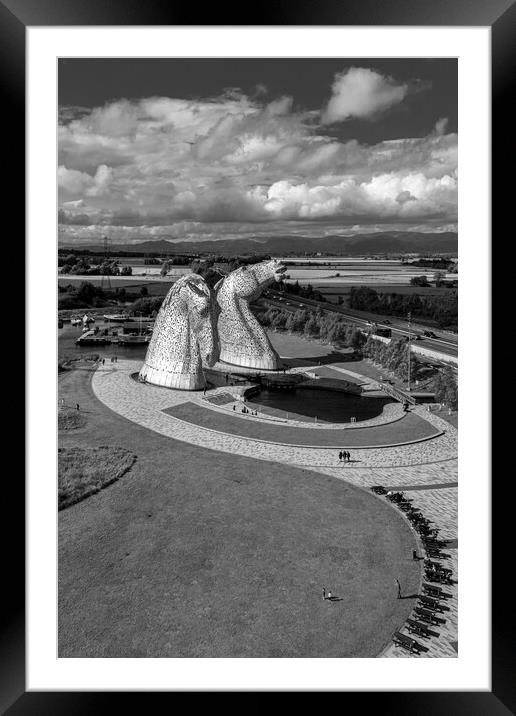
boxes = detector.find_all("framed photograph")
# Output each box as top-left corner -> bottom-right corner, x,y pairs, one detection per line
4,0 -> 504,708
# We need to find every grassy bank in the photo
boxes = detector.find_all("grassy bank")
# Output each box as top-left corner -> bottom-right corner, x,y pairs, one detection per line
58,408 -> 87,431
58,445 -> 136,510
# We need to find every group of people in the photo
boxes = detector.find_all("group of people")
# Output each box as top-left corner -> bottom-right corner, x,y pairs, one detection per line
338,450 -> 351,463
236,405 -> 258,416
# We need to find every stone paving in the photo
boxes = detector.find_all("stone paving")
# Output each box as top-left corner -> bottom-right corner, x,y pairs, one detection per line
91,359 -> 458,658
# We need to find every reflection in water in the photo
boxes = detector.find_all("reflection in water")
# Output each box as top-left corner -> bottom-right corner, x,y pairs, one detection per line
248,388 -> 394,424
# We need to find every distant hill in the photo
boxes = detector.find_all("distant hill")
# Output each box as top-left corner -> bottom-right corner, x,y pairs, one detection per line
59,231 -> 458,256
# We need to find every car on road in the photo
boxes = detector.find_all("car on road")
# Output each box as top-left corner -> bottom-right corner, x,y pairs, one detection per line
382,319 -> 392,325
413,334 -> 423,340
423,330 -> 437,338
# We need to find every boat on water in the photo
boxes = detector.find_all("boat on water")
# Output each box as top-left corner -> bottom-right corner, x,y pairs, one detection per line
103,313 -> 130,323
117,334 -> 150,345
75,329 -> 111,345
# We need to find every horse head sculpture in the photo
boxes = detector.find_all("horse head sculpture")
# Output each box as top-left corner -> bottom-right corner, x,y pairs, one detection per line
215,259 -> 287,370
139,274 -> 216,390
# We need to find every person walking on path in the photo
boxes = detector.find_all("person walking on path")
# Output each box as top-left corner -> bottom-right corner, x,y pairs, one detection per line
346,451 -> 351,463
395,579 -> 402,599
327,590 -> 333,601
76,403 -> 80,411
322,587 -> 326,600
338,451 -> 343,463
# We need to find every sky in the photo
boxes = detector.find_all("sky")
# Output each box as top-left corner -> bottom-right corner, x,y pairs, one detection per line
58,58 -> 457,245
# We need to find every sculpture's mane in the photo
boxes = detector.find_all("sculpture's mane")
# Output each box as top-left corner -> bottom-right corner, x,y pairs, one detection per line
161,274 -> 208,309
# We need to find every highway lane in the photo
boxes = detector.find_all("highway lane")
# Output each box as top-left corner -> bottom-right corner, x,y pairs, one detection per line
261,292 -> 458,358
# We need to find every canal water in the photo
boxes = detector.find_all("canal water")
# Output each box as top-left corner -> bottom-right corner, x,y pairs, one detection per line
58,321 -> 148,362
248,387 -> 394,424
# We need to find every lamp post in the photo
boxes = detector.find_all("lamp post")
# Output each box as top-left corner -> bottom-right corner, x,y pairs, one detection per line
407,312 -> 411,392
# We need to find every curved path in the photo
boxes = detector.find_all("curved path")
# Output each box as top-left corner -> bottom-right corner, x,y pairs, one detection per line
93,360 -> 456,469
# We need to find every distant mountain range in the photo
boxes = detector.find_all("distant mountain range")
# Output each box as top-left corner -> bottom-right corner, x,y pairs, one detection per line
59,231 -> 458,256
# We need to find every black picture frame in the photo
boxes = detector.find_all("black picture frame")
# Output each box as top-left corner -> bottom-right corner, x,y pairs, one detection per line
4,0 -> 504,710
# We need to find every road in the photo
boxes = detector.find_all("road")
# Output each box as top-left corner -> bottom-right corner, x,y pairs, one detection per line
261,291 -> 458,359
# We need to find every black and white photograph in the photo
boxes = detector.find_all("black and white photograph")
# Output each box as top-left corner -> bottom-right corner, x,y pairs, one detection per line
10,10 -> 499,703
57,57 -> 460,659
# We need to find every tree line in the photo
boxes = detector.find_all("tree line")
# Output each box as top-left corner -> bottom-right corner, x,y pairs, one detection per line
402,257 -> 455,270
253,306 -> 364,349
59,255 -> 132,276
361,335 -> 424,382
275,280 -> 327,302
361,335 -> 458,408
58,281 -> 150,310
348,286 -> 457,330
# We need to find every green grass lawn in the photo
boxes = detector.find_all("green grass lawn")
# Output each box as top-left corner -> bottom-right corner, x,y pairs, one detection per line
162,402 -> 439,448
59,445 -> 136,510
58,368 -> 421,658
58,408 -> 87,431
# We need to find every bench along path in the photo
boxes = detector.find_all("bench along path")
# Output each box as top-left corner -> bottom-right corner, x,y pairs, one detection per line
92,359 -> 458,657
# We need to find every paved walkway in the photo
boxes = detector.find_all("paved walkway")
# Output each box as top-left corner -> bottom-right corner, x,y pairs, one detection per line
94,362 -> 456,469
92,359 -> 458,658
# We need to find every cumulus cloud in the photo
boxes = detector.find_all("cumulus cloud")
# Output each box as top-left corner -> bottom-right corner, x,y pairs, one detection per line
321,67 -> 408,124
58,164 -> 113,199
252,171 -> 457,221
58,77 -> 457,243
